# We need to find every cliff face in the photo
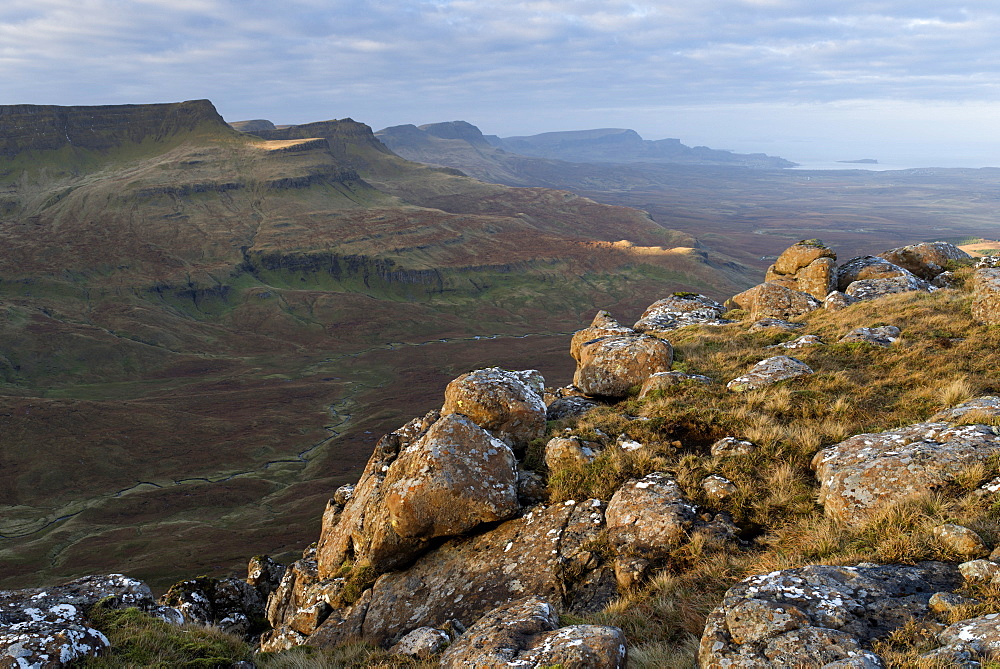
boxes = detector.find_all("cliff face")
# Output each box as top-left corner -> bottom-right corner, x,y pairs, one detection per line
0,99 -> 228,157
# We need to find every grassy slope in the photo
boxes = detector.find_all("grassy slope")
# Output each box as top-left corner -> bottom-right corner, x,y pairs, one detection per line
0,109 -> 750,590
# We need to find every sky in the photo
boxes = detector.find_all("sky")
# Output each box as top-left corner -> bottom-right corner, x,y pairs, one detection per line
2,0 -> 1000,167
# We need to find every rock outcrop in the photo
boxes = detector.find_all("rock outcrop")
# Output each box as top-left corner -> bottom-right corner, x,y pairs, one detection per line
633,293 -> 731,333
813,401 -> 1000,522
764,239 -> 837,299
572,332 -> 674,398
0,574 -> 182,667
973,268 -> 1000,325
837,325 -> 901,347
439,596 -> 627,669
441,367 -> 546,449
878,241 -> 971,280
699,562 -> 961,668
728,283 -> 821,320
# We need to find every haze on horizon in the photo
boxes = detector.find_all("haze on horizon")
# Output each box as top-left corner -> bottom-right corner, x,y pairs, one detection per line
2,1 -> 999,168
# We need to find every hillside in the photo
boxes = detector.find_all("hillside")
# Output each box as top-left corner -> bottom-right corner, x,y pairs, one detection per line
7,239 -> 1000,668
0,101 -> 756,591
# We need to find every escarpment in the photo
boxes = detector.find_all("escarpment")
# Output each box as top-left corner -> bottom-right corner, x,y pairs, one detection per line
0,99 -> 228,157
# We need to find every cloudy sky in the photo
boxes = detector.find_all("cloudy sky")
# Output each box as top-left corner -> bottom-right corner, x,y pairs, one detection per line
2,0 -> 1000,166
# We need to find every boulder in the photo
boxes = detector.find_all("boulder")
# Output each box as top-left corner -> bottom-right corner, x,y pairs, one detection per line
765,334 -> 825,349
878,241 -> 971,280
639,371 -> 713,397
699,562 -> 960,668
316,410 -> 439,577
573,334 -> 673,398
765,240 -> 837,299
726,356 -> 813,392
382,412 -> 519,540
837,256 -> 912,290
544,436 -> 600,470
570,310 -> 636,361
441,367 -> 546,449
247,555 -> 287,604
837,325 -> 901,347
824,290 -> 858,311
813,417 -> 1000,523
439,596 -> 626,669
972,268 -> 1000,325
936,613 -> 1000,659
728,283 -> 821,320
389,626 -> 451,659
933,524 -> 989,558
0,574 -> 177,667
932,270 -> 959,289
931,396 -> 1000,423
633,293 -> 730,333
545,395 -> 600,421
748,318 -> 805,332
160,576 -> 265,636
845,273 -> 933,300
605,472 -> 698,558
353,500 -> 615,646
958,559 -> 1000,583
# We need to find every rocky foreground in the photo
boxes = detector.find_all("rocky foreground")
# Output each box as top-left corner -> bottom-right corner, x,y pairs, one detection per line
5,240 -> 1000,667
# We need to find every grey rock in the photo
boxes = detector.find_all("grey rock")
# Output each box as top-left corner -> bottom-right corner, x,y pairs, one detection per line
633,293 -> 731,333
727,356 -> 813,392
838,326 -> 901,347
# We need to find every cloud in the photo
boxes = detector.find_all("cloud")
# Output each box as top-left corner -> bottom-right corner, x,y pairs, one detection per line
0,0 -> 999,163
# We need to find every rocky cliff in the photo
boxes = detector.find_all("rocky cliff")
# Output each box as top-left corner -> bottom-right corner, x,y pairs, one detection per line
0,99 -> 228,157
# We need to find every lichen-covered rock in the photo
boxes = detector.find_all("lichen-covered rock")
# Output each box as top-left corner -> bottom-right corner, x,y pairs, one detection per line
729,283 -> 821,320
316,410 -> 440,577
711,437 -> 757,457
928,591 -> 978,615
845,273 -> 932,300
389,626 -> 450,659
878,241 -> 971,280
383,412 -> 519,540
544,436 -> 600,470
570,310 -> 636,361
355,500 -> 613,646
765,240 -> 837,299
747,318 -> 805,332
545,395 -> 600,420
573,334 -> 673,398
824,290 -> 858,311
838,326 -> 901,347
977,256 -> 1000,269
0,574 -> 170,667
837,256 -> 913,290
633,293 -> 731,333
702,475 -> 738,501
699,562 -> 960,668
613,556 -> 651,590
813,419 -> 1000,523
727,356 -> 813,392
439,596 -> 626,669
958,559 -> 1000,583
931,396 -> 1000,423
771,240 -> 837,276
972,268 -> 1000,325
606,472 -> 697,558
931,271 -> 958,289
639,371 -> 713,397
247,555 -> 287,605
441,367 -> 546,449
936,613 -> 1000,659
933,524 -> 990,559
765,334 -> 825,349
160,576 -> 265,635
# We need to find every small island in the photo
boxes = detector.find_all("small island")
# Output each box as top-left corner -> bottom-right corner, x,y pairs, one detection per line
837,158 -> 878,164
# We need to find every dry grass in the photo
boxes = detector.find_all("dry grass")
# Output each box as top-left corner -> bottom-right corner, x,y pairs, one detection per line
540,282 -> 1000,665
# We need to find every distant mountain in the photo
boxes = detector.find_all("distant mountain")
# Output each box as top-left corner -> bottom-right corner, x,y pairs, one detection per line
488,127 -> 797,168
